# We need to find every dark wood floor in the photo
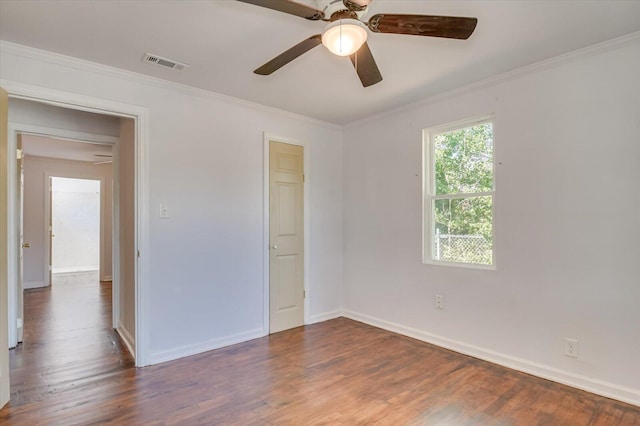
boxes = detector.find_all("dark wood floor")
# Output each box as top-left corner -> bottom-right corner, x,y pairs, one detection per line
1,276 -> 639,425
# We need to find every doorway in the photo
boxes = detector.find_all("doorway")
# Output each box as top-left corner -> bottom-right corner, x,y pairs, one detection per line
3,91 -> 144,357
50,177 -> 102,283
1,84 -> 148,411
14,129 -> 119,347
266,138 -> 309,334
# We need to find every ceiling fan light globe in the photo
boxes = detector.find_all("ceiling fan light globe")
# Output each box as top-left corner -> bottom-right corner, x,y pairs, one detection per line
322,19 -> 368,56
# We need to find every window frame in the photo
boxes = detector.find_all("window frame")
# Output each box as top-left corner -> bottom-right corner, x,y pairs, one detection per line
422,115 -> 496,270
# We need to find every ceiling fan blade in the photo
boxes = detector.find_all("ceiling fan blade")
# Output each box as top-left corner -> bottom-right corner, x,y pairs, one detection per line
236,0 -> 324,20
349,42 -> 382,87
254,35 -> 322,75
368,14 -> 478,39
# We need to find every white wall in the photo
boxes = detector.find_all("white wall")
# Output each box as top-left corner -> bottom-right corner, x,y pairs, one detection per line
0,33 -> 637,405
22,156 -> 112,288
51,177 -> 101,273
0,42 -> 344,363
343,39 -> 640,404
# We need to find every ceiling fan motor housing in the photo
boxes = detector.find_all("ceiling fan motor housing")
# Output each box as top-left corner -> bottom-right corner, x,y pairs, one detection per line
316,0 -> 368,21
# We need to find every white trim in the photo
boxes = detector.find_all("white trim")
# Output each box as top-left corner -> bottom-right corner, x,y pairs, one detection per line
102,275 -> 112,282
0,41 -> 341,131
116,323 -> 135,360
9,123 -> 118,145
6,124 -> 18,346
429,191 -> 494,200
111,142 -> 121,331
20,154 -> 114,164
148,328 -> 264,366
306,310 -> 342,325
134,107 -> 151,367
345,31 -> 640,130
262,133 -> 311,335
99,172 -> 109,282
343,310 -> 640,407
0,86 -> 8,407
2,80 -> 150,367
424,115 -> 495,137
23,281 -> 45,290
51,268 -> 99,275
422,115 -> 496,270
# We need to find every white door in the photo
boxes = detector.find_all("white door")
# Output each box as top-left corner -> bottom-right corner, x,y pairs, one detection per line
1,86 -> 11,408
269,141 -> 304,333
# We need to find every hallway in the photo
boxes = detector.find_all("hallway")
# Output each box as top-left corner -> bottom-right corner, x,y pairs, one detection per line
9,273 -> 133,407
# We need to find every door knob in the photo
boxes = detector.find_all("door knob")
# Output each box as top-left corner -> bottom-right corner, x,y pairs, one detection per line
272,245 -> 278,249
22,243 -> 30,248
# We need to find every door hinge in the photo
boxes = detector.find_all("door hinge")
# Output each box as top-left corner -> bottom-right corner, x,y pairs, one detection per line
16,148 -> 23,160
304,290 -> 306,299
48,265 -> 52,271
137,250 -> 141,258
303,174 -> 305,183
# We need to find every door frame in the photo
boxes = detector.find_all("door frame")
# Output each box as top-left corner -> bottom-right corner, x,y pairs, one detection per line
1,80 -> 150,366
262,133 -> 311,335
1,86 -> 10,409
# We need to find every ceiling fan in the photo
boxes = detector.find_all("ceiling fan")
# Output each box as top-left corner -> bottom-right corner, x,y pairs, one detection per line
237,0 -> 478,87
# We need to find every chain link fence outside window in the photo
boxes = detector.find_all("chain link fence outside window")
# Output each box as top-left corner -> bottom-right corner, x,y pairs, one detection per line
434,232 -> 492,265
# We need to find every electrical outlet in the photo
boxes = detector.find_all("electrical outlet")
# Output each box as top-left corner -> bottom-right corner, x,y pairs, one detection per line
564,337 -> 579,358
435,294 -> 444,310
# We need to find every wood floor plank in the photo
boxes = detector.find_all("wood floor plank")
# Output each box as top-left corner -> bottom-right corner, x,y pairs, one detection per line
1,274 -> 639,424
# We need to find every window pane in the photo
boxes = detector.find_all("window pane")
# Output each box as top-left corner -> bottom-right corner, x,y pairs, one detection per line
434,122 -> 493,195
433,196 -> 493,265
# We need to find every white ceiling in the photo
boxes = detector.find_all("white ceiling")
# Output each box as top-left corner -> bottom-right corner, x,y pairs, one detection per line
22,134 -> 112,163
1,1 -> 640,125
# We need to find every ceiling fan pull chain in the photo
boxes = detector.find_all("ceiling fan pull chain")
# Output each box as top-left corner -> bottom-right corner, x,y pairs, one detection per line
339,20 -> 343,54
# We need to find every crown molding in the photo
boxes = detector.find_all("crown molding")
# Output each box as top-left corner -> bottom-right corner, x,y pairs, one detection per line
0,40 -> 342,131
344,30 -> 640,130
3,30 -> 639,131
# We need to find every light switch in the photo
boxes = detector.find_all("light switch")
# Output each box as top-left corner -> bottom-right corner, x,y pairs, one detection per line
160,203 -> 169,219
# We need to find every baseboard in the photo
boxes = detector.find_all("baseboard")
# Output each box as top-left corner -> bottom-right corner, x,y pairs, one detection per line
116,323 -> 136,360
23,281 -> 45,289
307,309 -> 343,325
52,268 -> 99,276
148,327 -> 265,366
342,309 -> 640,407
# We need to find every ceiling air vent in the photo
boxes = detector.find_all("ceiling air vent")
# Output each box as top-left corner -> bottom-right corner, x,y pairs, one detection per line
142,53 -> 190,71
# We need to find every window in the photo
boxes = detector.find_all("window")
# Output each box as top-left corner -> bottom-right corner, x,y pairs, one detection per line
423,117 -> 495,268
